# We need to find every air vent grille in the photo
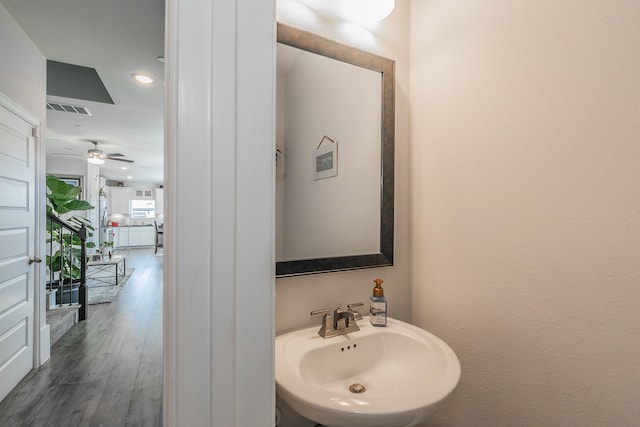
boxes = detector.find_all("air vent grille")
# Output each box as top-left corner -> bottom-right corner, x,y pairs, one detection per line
46,102 -> 92,116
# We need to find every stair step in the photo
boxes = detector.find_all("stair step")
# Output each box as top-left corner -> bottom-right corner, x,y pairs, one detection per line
46,289 -> 58,311
47,305 -> 79,345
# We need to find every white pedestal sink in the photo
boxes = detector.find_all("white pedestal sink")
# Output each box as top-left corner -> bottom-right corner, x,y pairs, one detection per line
275,317 -> 461,427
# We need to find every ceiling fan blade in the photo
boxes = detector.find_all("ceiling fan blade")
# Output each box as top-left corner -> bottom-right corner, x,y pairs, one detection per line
51,152 -> 84,157
107,153 -> 125,157
107,157 -> 135,163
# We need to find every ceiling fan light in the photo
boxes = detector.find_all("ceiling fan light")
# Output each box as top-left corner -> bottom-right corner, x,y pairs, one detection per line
87,149 -> 105,165
88,156 -> 105,165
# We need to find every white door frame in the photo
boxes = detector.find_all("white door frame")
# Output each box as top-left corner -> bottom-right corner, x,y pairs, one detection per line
163,0 -> 275,425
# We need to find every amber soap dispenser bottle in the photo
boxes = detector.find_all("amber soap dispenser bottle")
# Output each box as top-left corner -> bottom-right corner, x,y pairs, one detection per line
369,278 -> 387,327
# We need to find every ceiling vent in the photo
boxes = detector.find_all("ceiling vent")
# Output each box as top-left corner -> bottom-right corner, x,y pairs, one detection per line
46,102 -> 92,116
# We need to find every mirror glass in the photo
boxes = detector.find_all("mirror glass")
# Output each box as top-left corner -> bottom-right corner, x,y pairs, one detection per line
276,23 -> 395,277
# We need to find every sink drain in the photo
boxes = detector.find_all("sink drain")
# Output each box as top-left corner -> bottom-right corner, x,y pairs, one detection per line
349,383 -> 366,394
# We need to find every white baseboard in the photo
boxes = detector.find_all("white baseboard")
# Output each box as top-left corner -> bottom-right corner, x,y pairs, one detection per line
39,324 -> 51,364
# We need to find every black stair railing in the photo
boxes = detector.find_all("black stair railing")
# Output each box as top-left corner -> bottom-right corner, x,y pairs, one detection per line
46,212 -> 88,321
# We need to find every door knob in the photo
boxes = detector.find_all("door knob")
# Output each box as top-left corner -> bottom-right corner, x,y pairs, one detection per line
29,257 -> 42,265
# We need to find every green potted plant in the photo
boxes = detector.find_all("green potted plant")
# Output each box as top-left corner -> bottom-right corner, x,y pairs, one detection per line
46,175 -> 96,285
101,241 -> 114,259
98,186 -> 109,199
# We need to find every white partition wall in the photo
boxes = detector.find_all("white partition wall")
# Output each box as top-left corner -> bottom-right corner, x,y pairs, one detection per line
410,1 -> 640,425
163,0 -> 275,425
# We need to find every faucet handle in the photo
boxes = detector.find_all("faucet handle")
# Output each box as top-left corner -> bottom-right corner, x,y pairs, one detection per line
310,308 -> 330,317
310,308 -> 332,338
347,302 -> 365,320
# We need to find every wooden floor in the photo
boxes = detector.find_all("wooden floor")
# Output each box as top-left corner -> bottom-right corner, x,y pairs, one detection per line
0,248 -> 163,427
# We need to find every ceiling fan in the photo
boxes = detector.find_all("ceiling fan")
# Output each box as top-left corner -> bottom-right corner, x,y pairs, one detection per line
87,140 -> 134,165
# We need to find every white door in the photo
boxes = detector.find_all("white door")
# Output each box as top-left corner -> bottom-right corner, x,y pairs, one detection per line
0,100 -> 37,402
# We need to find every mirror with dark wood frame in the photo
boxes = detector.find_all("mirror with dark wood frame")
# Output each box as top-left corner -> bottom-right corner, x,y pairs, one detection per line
276,23 -> 395,277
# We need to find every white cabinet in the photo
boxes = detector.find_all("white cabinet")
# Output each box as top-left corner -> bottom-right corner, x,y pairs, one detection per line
134,189 -> 154,198
105,227 -> 117,248
155,188 -> 164,215
115,227 -> 128,247
128,226 -> 155,246
112,229 -> 119,248
109,187 -> 132,215
112,226 -> 154,247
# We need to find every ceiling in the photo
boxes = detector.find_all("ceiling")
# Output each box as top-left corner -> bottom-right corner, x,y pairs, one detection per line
2,0 -> 165,183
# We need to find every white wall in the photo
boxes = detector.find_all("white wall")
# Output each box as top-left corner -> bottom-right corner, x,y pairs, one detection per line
410,1 -> 640,425
0,5 -> 45,119
275,0 -> 411,334
46,156 -> 86,177
0,3 -> 49,364
85,163 -> 100,248
163,0 -> 274,425
276,76 -> 286,258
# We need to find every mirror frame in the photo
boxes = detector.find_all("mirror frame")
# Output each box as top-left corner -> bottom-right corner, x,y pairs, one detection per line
276,23 -> 395,277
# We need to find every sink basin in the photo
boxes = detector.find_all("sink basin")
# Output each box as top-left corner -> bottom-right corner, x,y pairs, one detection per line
275,317 -> 461,427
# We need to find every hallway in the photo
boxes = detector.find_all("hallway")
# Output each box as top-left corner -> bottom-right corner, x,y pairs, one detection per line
0,248 -> 163,427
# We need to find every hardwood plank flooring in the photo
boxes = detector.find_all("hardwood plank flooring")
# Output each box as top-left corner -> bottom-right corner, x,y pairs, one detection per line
0,248 -> 163,427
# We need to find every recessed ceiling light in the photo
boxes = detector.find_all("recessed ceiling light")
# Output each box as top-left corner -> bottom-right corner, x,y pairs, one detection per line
121,166 -> 128,170
132,73 -> 155,84
127,176 -> 133,179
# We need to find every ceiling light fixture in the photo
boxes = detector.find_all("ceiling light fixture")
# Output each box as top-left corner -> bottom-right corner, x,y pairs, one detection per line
86,140 -> 135,165
87,150 -> 106,165
87,141 -> 106,165
340,0 -> 395,24
132,73 -> 155,84
121,166 -> 128,170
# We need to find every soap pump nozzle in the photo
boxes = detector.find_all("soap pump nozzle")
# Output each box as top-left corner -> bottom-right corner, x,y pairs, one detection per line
373,278 -> 384,297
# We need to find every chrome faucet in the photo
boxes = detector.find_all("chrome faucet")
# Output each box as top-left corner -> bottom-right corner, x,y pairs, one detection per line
310,302 -> 363,338
333,304 -> 356,330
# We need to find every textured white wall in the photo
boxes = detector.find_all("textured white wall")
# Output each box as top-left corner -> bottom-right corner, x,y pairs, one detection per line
275,0 -> 411,335
410,1 -> 640,425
